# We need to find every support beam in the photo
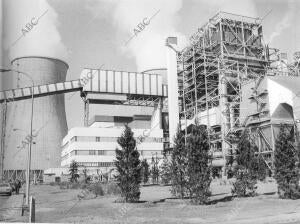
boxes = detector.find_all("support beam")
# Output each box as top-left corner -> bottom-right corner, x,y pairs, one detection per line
0,102 -> 7,180
166,37 -> 180,147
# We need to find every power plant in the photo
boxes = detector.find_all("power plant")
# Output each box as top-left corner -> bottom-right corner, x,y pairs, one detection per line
1,12 -> 300,180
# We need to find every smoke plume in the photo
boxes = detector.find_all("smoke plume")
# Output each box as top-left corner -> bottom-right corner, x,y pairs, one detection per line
3,0 -> 68,61
87,0 -> 257,72
267,0 -> 295,44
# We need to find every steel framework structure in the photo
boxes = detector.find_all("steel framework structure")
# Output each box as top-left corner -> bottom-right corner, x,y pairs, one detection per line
177,12 -> 269,175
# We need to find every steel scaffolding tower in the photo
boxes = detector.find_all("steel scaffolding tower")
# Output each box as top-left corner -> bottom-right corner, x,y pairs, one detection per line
177,12 -> 270,175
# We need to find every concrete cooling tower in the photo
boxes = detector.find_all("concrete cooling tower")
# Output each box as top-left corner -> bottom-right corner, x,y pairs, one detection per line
3,56 -> 68,180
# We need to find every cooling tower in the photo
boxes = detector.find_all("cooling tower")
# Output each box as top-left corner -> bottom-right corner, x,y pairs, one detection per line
3,56 -> 68,179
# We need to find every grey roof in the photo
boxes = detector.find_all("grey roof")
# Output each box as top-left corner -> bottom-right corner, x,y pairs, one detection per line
269,76 -> 300,94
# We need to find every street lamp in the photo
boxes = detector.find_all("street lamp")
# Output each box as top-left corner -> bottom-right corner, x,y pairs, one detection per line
0,67 -> 34,206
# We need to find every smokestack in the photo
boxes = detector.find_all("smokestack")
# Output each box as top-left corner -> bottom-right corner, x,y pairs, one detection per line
3,56 -> 68,179
166,37 -> 179,146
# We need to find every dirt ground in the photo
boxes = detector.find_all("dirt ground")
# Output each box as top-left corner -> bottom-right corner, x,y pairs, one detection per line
30,180 -> 300,224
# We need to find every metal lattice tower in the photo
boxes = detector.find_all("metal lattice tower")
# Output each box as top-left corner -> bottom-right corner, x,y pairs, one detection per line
177,12 -> 270,175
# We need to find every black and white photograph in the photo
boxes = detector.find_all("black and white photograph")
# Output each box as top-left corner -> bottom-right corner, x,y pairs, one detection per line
1,0 -> 300,223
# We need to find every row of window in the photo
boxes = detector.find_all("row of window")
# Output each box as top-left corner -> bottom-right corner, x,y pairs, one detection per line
61,150 -> 164,161
70,150 -> 115,156
77,162 -> 115,167
69,136 -> 163,144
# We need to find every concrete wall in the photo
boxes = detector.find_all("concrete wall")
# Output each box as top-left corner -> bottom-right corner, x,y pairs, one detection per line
4,57 -> 68,170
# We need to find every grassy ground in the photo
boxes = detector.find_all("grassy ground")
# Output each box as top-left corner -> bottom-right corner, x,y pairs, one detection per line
31,180 -> 300,224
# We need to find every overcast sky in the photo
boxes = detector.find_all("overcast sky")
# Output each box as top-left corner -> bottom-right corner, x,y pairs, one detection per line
1,0 -> 300,128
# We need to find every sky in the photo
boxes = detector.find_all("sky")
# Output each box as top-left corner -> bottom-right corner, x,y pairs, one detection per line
1,0 -> 300,129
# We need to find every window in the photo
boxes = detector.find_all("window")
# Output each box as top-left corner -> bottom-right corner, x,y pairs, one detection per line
101,137 -> 118,142
70,136 -> 77,143
89,150 -> 96,155
98,150 -> 104,155
77,136 -> 95,142
96,137 -> 101,142
98,162 -> 115,167
70,150 -> 77,156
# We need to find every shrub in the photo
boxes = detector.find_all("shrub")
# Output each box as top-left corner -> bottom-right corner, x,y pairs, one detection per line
80,182 -> 88,190
69,160 -> 80,183
170,127 -> 188,199
141,159 -> 150,184
232,167 -> 257,197
88,183 -> 104,197
151,155 -> 160,184
232,130 -> 266,197
274,125 -> 300,199
70,182 -> 80,189
105,182 -> 121,195
49,182 -> 56,186
160,155 -> 171,185
186,124 -> 212,204
59,181 -> 69,189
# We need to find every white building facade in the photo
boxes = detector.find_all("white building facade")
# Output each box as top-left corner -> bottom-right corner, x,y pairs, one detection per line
61,115 -> 164,174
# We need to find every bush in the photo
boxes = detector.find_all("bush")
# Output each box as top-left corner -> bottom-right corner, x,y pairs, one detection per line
69,160 -> 80,183
59,181 -> 69,189
88,183 -> 104,197
274,125 -> 300,199
49,182 -> 56,186
186,124 -> 212,204
105,182 -> 121,195
232,130 -> 266,197
232,168 -> 257,197
80,182 -> 88,189
141,159 -> 150,184
160,156 -> 171,185
70,182 -> 80,189
170,127 -> 188,199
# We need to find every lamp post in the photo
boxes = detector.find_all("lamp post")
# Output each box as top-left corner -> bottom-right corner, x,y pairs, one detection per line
0,68 -> 34,206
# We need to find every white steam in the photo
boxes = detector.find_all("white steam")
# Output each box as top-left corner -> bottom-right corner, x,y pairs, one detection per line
202,0 -> 257,17
112,0 -> 188,72
268,0 -> 295,44
87,0 -> 257,72
3,0 -> 68,61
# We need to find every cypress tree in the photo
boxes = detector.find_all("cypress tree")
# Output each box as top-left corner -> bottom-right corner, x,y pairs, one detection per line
69,160 -> 79,183
151,155 -> 160,184
186,125 -> 212,204
274,125 -> 300,199
170,127 -> 188,199
233,129 -> 267,197
141,159 -> 150,184
160,155 -> 171,185
115,125 -> 142,202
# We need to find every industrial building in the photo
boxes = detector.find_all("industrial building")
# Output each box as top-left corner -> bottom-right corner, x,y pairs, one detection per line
60,115 -> 164,174
239,75 -> 300,170
0,61 -> 168,181
172,12 -> 300,176
1,11 -> 300,181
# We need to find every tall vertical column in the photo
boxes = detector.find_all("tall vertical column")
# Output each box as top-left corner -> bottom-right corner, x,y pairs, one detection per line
0,102 -> 7,180
83,99 -> 90,127
166,37 -> 179,146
